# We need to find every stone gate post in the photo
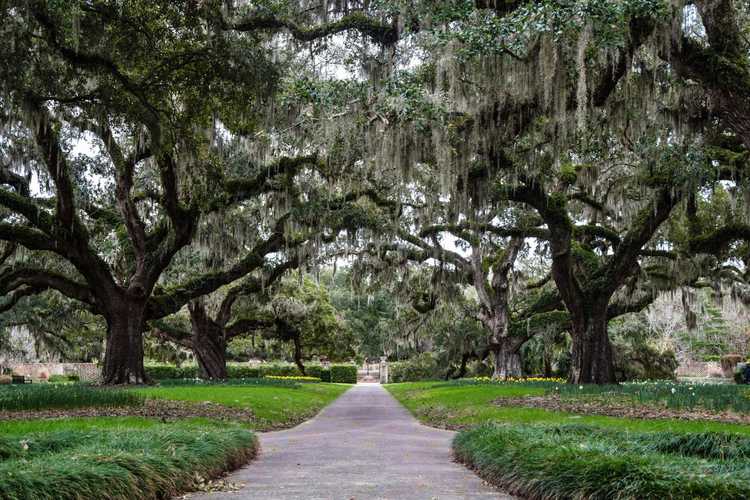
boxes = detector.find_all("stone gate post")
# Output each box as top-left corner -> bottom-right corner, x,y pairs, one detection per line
379,356 -> 388,384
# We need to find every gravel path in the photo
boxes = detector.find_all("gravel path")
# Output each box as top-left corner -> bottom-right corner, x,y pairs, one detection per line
191,383 -> 511,499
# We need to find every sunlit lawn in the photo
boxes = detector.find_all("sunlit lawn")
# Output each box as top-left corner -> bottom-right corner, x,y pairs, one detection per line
386,381 -> 750,435
134,383 -> 350,430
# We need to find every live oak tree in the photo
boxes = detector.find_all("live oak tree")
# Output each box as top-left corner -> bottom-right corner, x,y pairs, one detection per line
310,0 -> 749,383
0,0 -> 400,383
152,262 -> 293,379
343,177 -> 567,378
3,0 -> 749,386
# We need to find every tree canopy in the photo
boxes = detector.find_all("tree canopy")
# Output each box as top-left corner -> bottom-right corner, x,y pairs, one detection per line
1,0 -> 749,384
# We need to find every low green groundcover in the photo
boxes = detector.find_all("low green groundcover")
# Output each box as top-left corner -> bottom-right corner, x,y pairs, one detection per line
454,423 -> 750,499
0,421 -> 256,500
0,384 -> 143,411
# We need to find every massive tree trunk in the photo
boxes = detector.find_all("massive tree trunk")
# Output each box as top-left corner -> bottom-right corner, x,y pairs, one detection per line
189,302 -> 228,379
491,338 -> 522,379
568,304 -> 615,384
102,298 -> 147,384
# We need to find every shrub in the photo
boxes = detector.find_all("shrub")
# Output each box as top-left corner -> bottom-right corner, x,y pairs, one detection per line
146,362 -> 340,381
47,374 -> 72,383
613,344 -> 678,381
389,353 -> 440,382
0,375 -> 10,385
145,364 -> 199,380
722,354 -> 744,378
305,365 -> 322,378
735,363 -> 750,384
226,365 -> 260,379
454,424 -> 750,499
302,365 -> 332,382
330,364 -> 357,383
260,364 -> 302,377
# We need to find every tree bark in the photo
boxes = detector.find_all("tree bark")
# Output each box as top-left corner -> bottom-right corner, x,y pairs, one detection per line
491,339 -> 522,379
102,298 -> 147,384
188,302 -> 228,379
568,305 -> 615,384
292,334 -> 306,375
542,339 -> 554,378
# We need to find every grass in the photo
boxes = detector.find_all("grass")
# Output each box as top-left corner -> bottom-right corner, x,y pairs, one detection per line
454,423 -> 750,499
155,377 -> 301,387
0,380 -> 351,498
0,418 -> 256,500
557,380 -> 750,413
0,384 -> 143,411
134,382 -> 350,429
386,381 -> 750,434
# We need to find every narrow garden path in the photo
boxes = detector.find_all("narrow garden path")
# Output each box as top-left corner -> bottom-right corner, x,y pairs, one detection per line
192,383 -> 510,499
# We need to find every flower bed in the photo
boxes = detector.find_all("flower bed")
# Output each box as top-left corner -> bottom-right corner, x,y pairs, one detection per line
264,375 -> 321,382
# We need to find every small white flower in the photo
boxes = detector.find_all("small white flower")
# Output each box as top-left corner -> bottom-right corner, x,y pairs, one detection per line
579,385 -> 583,390
671,388 -> 676,394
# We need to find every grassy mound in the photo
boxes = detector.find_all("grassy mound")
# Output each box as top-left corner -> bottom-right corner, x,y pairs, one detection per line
0,420 -> 256,500
0,384 -> 143,411
454,423 -> 750,499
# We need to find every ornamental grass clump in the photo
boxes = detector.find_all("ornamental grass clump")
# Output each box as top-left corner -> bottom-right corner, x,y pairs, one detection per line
0,384 -> 143,411
0,424 -> 257,500
454,423 -> 750,499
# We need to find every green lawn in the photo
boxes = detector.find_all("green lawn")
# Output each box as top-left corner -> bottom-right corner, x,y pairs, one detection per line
386,381 -> 750,435
135,382 -> 350,430
0,382 -> 351,498
0,417 -> 256,500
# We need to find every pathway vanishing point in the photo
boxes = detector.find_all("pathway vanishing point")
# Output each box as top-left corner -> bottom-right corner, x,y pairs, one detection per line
191,383 -> 512,499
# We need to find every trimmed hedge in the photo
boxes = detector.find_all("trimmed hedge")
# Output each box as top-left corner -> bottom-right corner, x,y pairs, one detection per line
389,353 -> 441,382
261,364 -> 301,377
227,365 -> 260,379
145,365 -> 199,380
145,363 -> 355,383
47,374 -> 79,383
330,365 -> 357,384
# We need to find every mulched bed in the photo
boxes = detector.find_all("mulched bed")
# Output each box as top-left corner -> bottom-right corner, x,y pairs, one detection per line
0,398 -> 255,423
493,394 -> 750,425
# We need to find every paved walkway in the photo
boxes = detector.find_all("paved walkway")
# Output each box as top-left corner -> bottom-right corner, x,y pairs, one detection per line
193,383 -> 510,499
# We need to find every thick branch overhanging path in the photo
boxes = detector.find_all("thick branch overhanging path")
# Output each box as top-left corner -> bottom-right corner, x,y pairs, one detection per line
191,384 -> 509,499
